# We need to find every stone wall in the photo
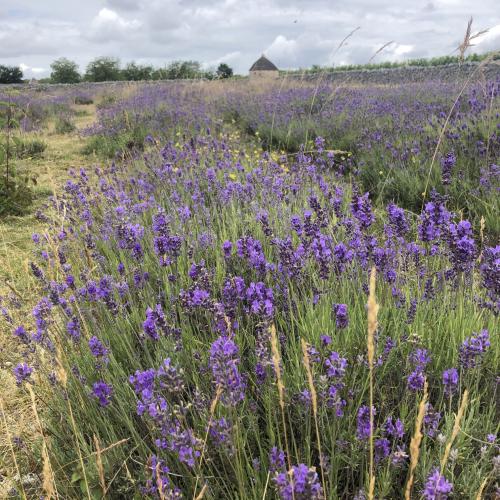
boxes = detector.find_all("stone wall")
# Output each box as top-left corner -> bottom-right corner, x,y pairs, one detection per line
287,61 -> 500,85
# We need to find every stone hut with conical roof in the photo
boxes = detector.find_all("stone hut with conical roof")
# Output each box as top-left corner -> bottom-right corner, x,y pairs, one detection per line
249,54 -> 279,79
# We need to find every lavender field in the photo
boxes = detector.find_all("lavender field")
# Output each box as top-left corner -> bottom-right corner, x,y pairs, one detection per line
1,75 -> 499,499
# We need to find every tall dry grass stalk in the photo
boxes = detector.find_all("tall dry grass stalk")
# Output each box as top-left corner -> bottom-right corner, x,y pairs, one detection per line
367,267 -> 379,500
440,389 -> 469,471
194,484 -> 208,499
156,460 -> 167,500
456,18 -> 488,62
405,380 -> 429,500
193,385 -> 222,499
0,397 -> 27,500
301,338 -> 327,497
475,476 -> 489,500
270,324 -> 293,486
368,41 -> 395,64
41,442 -> 56,499
93,434 -> 106,496
28,385 -> 58,499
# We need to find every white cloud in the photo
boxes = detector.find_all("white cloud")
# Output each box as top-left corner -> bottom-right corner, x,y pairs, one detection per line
474,23 -> 500,53
266,35 -> 299,61
203,51 -> 242,69
88,8 -> 141,41
19,62 -> 46,77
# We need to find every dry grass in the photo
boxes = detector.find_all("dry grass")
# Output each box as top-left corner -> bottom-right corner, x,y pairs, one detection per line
405,380 -> 429,500
0,101 -> 98,496
367,267 -> 378,500
440,389 -> 469,471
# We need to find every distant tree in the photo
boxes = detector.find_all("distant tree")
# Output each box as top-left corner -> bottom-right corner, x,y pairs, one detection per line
166,60 -> 202,80
84,57 -> 121,82
50,58 -> 81,83
151,67 -> 169,80
0,65 -> 23,84
122,62 -> 153,81
216,63 -> 233,79
203,69 -> 216,80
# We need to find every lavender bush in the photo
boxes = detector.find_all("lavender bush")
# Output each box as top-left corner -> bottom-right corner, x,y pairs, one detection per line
3,79 -> 499,498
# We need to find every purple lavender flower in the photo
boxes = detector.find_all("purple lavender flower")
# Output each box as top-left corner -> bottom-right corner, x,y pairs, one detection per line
480,246 -> 499,303
384,416 -> 405,439
411,348 -> 431,368
424,404 -> 441,437
332,303 -> 349,329
407,368 -> 425,391
274,463 -> 323,499
459,330 -> 490,368
66,317 -> 81,342
141,455 -> 181,498
333,243 -> 353,274
423,468 -> 453,499
245,282 -> 274,317
447,220 -> 476,273
351,192 -> 374,229
13,325 -> 30,344
208,417 -> 234,455
143,304 -> 168,340
222,240 -> 233,258
89,336 -> 109,365
209,335 -> 245,405
320,334 -> 332,346
387,203 -> 409,236
91,381 -> 113,407
32,297 -> 52,342
357,405 -> 376,440
442,368 -> 458,395
440,151 -> 456,186
375,438 -> 391,462
13,363 -> 33,385
325,351 -> 348,378
418,198 -> 451,242
269,446 -> 286,472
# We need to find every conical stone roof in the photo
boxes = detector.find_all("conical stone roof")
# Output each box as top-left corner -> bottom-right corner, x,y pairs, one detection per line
249,55 -> 278,71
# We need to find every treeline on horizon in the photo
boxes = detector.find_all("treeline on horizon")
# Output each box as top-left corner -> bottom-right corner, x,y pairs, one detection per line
0,51 -> 497,84
0,57 -> 234,84
283,51 -> 498,75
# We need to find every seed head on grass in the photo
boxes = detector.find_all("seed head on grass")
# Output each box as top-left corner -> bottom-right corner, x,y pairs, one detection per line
405,380 -> 429,500
367,267 -> 378,500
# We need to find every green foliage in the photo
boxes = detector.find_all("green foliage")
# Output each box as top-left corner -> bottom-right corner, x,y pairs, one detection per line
121,62 -> 154,81
55,115 -> 76,134
50,58 -> 81,83
74,95 -> 94,105
166,60 -> 201,79
7,137 -> 47,158
288,51 -> 494,75
82,126 -> 148,158
96,94 -> 117,110
0,145 -> 34,216
0,65 -> 23,84
85,57 -> 122,82
217,63 -> 233,79
0,173 -> 34,215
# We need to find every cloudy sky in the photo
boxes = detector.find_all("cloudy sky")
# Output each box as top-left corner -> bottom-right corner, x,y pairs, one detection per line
1,0 -> 499,78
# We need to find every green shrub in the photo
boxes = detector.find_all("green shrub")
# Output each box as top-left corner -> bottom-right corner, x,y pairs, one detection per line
9,137 -> 47,158
96,94 -> 117,110
82,126 -> 148,158
74,95 -> 94,105
55,116 -> 76,134
0,148 -> 34,215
